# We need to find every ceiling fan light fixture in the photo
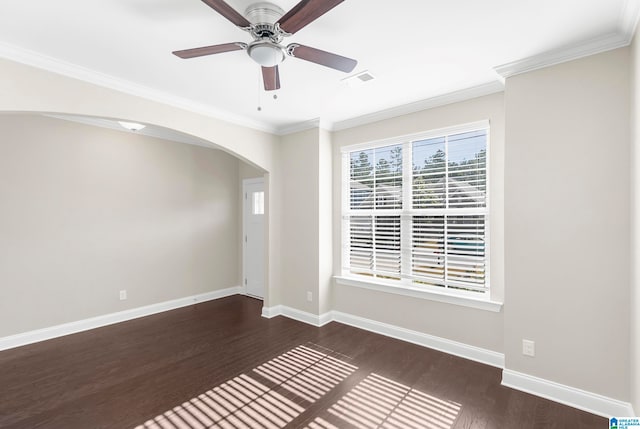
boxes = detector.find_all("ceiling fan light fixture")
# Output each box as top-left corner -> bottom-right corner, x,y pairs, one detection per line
247,41 -> 285,67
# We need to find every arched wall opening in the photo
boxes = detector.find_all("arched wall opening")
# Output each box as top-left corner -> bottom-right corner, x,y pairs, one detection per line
0,112 -> 271,339
0,57 -> 280,341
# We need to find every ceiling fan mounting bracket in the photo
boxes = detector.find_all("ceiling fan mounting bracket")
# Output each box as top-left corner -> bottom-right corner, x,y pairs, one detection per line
247,23 -> 285,44
286,43 -> 299,57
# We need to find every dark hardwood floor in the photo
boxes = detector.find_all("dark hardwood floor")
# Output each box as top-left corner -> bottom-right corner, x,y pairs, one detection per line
0,295 -> 606,428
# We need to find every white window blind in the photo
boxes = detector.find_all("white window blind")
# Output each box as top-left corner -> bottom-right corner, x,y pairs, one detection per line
343,124 -> 489,295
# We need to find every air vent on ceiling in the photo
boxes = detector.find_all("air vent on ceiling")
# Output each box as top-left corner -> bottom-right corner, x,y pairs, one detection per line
356,72 -> 374,82
342,70 -> 375,87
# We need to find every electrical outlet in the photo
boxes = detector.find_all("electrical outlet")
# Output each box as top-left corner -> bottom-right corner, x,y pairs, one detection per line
306,291 -> 313,302
522,339 -> 535,357
119,290 -> 127,301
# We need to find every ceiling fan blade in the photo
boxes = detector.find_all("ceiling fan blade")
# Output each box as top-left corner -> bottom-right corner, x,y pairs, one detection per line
200,0 -> 251,27
287,44 -> 356,72
262,66 -> 281,91
173,42 -> 246,59
277,0 -> 344,34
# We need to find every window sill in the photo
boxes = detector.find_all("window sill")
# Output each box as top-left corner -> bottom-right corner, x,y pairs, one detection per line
334,276 -> 503,313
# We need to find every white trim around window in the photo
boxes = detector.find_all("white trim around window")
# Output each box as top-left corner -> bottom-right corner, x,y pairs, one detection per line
334,275 -> 502,312
340,121 -> 497,307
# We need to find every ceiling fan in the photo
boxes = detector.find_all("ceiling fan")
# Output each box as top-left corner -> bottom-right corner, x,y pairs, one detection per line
173,0 -> 357,91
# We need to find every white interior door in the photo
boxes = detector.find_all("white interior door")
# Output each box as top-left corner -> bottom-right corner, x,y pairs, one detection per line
243,179 -> 265,299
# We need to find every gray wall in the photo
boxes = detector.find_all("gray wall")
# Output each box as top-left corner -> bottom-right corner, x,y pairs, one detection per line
504,47 -> 630,400
0,115 -> 240,337
318,128 -> 333,315
279,129 -> 321,313
276,127 -> 333,315
0,56 -> 283,315
631,28 -> 640,413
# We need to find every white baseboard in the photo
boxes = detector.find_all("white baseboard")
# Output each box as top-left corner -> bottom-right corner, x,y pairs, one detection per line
318,311 -> 333,327
261,305 -> 282,319
331,311 -> 505,368
501,369 -> 635,418
0,286 -> 242,351
281,306 -> 333,327
261,305 -> 503,368
261,305 -> 332,327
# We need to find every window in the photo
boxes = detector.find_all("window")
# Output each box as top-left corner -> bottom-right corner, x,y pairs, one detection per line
252,191 -> 264,215
342,122 -> 489,297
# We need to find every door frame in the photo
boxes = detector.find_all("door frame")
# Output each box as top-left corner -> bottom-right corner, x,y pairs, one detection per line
242,177 -> 265,298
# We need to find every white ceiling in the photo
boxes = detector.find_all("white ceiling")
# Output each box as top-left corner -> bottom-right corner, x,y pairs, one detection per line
0,0 -> 637,134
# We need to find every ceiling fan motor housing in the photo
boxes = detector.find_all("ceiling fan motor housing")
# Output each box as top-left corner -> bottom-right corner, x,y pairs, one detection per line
244,2 -> 284,25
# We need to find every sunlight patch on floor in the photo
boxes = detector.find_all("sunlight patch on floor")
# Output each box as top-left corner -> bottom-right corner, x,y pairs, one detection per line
135,344 -> 357,429
138,373 -> 303,429
253,344 -> 357,402
134,344 -> 460,429
312,373 -> 461,429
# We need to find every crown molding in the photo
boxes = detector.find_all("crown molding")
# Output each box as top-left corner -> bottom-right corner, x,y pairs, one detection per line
274,81 -> 504,135
494,0 -> 640,81
494,32 -> 629,79
276,118 -> 322,136
621,0 -> 640,43
0,42 -> 278,134
326,81 -> 504,133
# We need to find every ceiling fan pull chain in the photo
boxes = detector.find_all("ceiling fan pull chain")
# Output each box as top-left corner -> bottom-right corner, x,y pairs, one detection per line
257,69 -> 262,112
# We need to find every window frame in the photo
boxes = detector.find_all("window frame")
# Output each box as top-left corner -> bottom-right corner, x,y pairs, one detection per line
340,120 -> 493,303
